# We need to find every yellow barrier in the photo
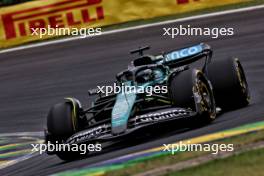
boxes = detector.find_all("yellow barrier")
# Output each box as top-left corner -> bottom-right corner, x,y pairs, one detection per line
0,0 -> 248,48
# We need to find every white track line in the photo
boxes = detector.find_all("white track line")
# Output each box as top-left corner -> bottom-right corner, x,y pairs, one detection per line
0,131 -> 43,137
1,4 -> 264,54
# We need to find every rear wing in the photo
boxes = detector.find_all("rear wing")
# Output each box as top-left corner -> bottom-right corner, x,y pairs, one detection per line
159,43 -> 212,66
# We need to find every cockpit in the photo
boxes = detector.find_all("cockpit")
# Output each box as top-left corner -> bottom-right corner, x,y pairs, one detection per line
116,65 -> 166,85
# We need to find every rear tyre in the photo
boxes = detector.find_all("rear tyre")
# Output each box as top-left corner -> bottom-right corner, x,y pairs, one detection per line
47,102 -> 81,161
207,58 -> 250,110
169,69 -> 216,126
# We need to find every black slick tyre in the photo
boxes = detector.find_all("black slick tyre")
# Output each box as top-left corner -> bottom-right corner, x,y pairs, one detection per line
169,69 -> 216,126
207,58 -> 250,110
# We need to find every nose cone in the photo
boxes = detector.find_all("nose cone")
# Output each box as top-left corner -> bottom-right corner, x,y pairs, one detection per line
111,91 -> 137,135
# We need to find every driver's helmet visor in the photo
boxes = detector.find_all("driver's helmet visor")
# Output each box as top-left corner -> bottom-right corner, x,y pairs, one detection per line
119,72 -> 134,82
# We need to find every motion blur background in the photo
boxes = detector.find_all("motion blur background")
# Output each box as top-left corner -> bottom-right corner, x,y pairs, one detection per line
0,0 -> 264,176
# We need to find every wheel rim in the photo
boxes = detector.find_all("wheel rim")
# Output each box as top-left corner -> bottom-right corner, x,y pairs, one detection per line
196,74 -> 216,119
235,59 -> 250,102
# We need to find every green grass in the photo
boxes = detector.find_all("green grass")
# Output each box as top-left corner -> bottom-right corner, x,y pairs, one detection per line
105,130 -> 264,176
167,147 -> 264,176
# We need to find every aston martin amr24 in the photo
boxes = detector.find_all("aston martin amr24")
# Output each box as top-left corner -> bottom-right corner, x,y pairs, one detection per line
45,43 -> 250,160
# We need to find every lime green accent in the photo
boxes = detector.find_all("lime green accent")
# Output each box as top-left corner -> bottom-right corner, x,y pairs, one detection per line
0,149 -> 32,159
65,97 -> 77,131
0,142 -> 30,151
56,163 -> 134,176
156,99 -> 171,104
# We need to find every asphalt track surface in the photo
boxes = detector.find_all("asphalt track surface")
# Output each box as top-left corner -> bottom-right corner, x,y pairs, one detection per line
1,7 -> 264,176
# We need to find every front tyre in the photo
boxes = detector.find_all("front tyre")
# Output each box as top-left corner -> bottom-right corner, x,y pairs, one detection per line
46,100 -> 82,161
47,102 -> 78,138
